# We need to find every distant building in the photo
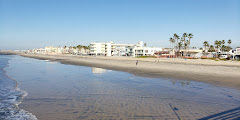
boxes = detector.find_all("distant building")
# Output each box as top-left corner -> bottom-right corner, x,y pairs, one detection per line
135,47 -> 162,56
234,48 -> 240,60
33,48 -> 45,53
180,49 -> 203,58
45,46 -> 62,54
90,41 -> 144,56
44,46 -> 89,54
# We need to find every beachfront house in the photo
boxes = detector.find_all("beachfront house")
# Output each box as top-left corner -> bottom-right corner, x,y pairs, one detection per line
201,53 -> 214,58
156,48 -> 175,58
180,49 -> 203,58
135,47 -> 162,57
234,48 -> 240,60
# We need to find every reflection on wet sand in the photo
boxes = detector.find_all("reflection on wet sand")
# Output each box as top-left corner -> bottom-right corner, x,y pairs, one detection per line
91,67 -> 107,74
5,56 -> 240,120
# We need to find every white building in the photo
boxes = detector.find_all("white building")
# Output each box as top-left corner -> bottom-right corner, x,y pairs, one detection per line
181,49 -> 203,58
32,48 -> 45,53
234,48 -> 240,60
134,47 -> 162,56
90,41 -> 144,56
45,46 -> 63,54
234,48 -> 240,55
44,46 -> 89,54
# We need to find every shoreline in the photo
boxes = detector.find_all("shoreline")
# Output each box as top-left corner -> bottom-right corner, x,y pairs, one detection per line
20,53 -> 240,90
0,56 -> 37,120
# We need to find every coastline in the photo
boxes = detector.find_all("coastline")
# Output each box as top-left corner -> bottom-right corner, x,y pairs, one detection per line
0,56 -> 37,120
20,53 -> 240,90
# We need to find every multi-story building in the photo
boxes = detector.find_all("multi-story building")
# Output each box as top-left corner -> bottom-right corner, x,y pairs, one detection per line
90,41 -> 144,56
89,43 -> 109,56
44,46 -> 89,54
45,46 -> 63,54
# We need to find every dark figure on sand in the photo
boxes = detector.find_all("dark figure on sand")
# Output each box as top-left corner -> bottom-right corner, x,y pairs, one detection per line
136,60 -> 138,65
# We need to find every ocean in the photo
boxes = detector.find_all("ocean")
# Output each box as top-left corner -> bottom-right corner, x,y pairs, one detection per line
0,55 -> 37,120
1,55 -> 240,120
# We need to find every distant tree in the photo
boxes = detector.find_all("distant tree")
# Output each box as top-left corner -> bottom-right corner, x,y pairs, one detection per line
144,43 -> 147,47
188,33 -> 193,48
203,41 -> 209,53
178,42 -> 182,50
228,39 -> 232,47
208,45 -> 215,52
77,45 -> 82,49
222,40 -> 225,45
221,45 -> 226,52
169,37 -> 173,48
225,46 -> 232,52
214,40 -> 221,52
174,34 -> 180,50
182,33 -> 187,49
184,40 -> 189,50
172,39 -> 176,49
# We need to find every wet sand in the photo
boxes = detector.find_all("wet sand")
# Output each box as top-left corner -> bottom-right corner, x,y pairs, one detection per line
20,53 -> 240,90
6,55 -> 240,120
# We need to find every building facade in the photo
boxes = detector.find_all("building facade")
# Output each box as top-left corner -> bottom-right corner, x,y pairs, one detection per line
90,41 -> 145,56
134,47 -> 162,56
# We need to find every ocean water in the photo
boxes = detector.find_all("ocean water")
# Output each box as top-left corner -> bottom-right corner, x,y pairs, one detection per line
1,55 -> 240,120
0,56 -> 37,120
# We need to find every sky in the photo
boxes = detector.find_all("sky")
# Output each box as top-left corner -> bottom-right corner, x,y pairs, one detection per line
0,0 -> 240,50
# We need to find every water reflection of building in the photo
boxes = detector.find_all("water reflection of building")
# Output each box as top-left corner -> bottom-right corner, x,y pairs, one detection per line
91,67 -> 107,74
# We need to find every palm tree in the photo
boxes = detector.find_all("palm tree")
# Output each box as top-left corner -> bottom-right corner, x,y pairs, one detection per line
214,40 -> 221,52
221,45 -> 226,52
203,41 -> 209,53
222,40 -> 225,45
228,39 -> 232,47
188,33 -> 193,49
173,34 -> 180,50
173,33 -> 177,49
178,42 -> 183,57
182,33 -> 187,49
225,46 -> 232,52
175,34 -> 180,50
209,45 -> 215,52
172,39 -> 176,49
169,38 -> 173,48
185,40 -> 189,50
220,40 -> 225,52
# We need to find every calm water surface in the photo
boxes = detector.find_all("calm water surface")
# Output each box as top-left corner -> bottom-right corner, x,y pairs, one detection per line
2,55 -> 240,120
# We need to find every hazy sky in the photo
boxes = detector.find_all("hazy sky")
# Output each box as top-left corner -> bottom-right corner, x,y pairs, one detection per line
1,0 -> 240,50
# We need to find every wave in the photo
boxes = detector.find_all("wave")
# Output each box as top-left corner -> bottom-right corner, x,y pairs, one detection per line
0,57 -> 37,120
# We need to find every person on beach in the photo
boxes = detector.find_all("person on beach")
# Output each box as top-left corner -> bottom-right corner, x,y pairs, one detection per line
136,60 -> 138,65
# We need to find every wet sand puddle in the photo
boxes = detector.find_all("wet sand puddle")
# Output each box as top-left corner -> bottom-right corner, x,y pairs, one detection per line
4,55 -> 240,120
